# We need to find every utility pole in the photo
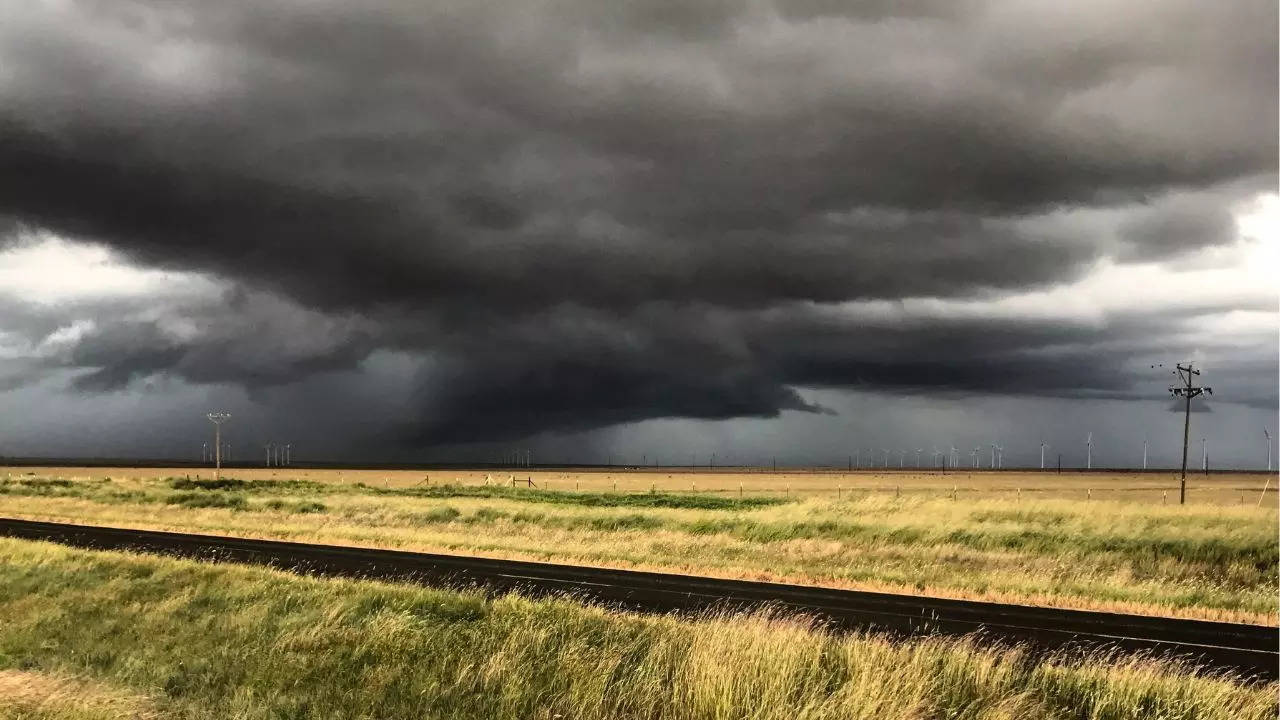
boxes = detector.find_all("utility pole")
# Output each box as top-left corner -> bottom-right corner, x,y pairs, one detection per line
206,412 -> 230,481
1266,429 -> 1272,472
1166,362 -> 1212,505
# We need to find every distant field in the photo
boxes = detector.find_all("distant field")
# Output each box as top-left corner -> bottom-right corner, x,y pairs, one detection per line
1,539 -> 1274,720
1,467 -> 1275,624
7,465 -> 1275,505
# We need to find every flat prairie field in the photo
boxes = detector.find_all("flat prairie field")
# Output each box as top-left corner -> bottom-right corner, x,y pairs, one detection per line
3,466 -> 1276,624
8,465 -> 1275,504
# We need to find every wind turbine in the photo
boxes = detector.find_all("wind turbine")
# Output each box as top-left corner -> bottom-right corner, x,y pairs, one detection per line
881,448 -> 890,468
995,445 -> 1004,469
1039,441 -> 1048,470
1142,436 -> 1148,470
1265,428 -> 1272,471
1086,433 -> 1092,470
949,445 -> 959,468
1201,438 -> 1207,471
898,449 -> 906,468
915,448 -> 924,467
990,444 -> 997,469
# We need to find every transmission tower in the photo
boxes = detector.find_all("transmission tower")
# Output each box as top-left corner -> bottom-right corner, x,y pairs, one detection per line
206,412 -> 231,481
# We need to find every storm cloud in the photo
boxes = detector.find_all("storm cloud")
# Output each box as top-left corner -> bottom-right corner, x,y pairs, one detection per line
0,0 -> 1275,451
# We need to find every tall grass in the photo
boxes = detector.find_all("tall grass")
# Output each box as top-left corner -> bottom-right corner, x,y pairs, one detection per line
1,476 -> 1275,622
0,538 -> 1273,720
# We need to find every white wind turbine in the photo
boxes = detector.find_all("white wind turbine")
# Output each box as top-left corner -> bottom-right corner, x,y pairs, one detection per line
1142,436 -> 1148,470
1201,438 -> 1207,471
995,445 -> 1004,469
881,448 -> 891,468
971,447 -> 980,468
915,448 -> 924,467
990,444 -> 997,469
1086,433 -> 1092,469
1039,441 -> 1049,470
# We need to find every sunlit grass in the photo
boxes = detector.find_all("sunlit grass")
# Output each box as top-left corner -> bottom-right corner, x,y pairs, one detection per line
1,475 -> 1275,623
0,538 -> 1273,720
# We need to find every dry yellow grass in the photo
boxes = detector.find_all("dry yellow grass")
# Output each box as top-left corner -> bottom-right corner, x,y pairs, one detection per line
0,669 -> 156,719
7,465 -> 1275,506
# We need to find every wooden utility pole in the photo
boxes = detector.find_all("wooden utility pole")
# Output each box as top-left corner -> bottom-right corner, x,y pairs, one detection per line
1167,362 -> 1212,505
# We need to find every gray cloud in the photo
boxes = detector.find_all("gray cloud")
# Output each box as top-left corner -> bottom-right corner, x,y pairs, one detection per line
0,0 -> 1274,448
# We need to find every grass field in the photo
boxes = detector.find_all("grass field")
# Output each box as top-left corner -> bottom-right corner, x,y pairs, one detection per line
8,466 -> 1274,505
1,468 -> 1275,623
0,538 -> 1274,720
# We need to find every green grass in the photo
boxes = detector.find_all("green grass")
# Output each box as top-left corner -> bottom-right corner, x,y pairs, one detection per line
0,538 -> 1273,720
1,475 -> 1275,622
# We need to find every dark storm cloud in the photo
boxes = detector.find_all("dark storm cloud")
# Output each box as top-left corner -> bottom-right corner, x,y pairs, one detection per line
0,0 -> 1274,444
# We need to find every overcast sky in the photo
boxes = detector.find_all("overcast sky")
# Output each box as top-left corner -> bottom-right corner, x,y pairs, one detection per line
0,0 -> 1276,468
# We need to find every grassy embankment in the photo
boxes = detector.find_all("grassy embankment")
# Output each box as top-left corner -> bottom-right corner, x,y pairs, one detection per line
0,474 -> 1275,623
0,538 -> 1275,720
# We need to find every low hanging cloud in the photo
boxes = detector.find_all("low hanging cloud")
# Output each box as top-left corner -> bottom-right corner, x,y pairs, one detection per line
0,0 -> 1275,447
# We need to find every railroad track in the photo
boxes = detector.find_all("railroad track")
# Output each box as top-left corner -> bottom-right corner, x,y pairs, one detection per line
2,517 -> 1275,680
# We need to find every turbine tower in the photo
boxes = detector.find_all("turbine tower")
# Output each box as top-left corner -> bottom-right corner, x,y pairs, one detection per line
915,448 -> 924,467
1039,441 -> 1048,470
1086,433 -> 1093,470
286,444 -> 292,466
1142,436 -> 1148,470
1201,438 -> 1207,471
206,412 -> 230,481
990,443 -> 996,469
